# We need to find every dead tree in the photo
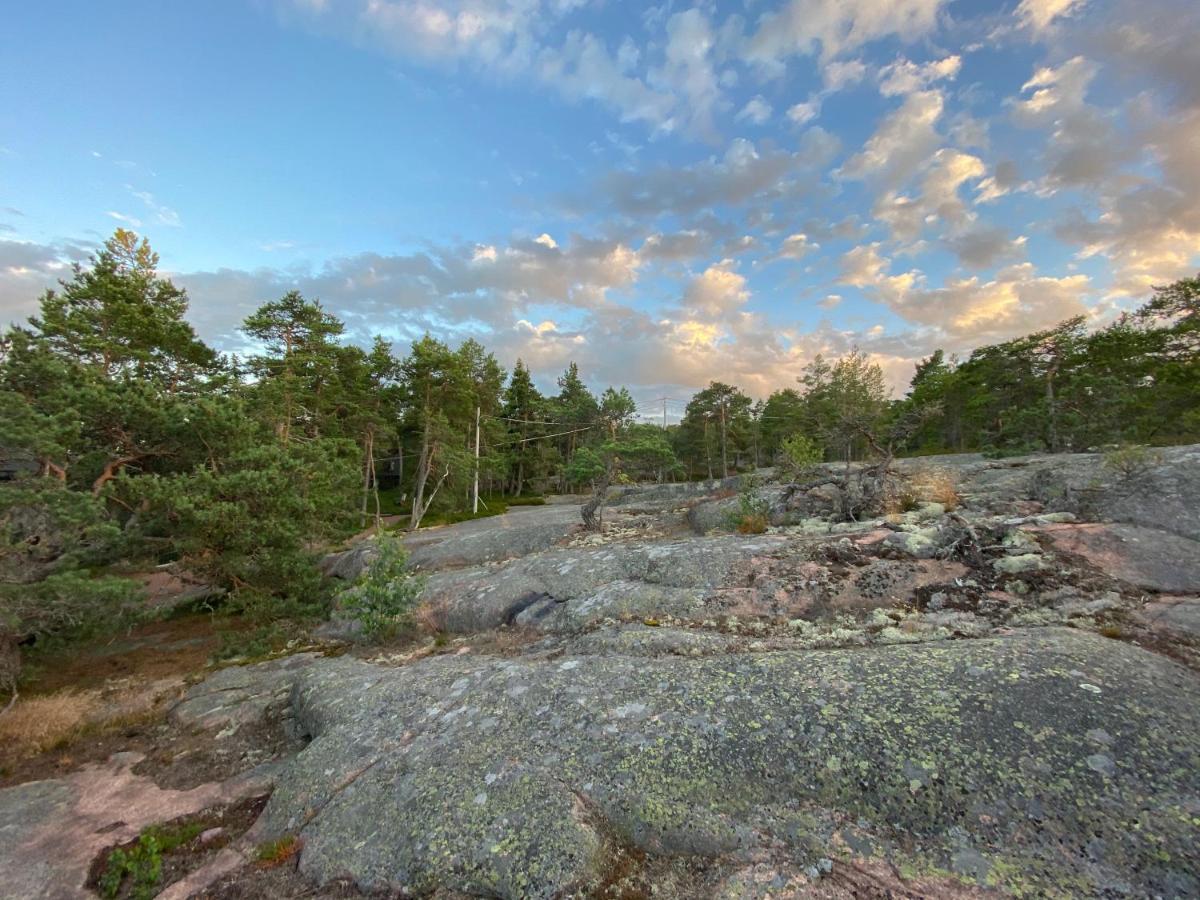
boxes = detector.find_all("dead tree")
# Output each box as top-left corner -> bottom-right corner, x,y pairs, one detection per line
581,456 -> 616,531
780,404 -> 940,521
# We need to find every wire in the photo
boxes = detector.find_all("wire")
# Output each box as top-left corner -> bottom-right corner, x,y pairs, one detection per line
493,424 -> 597,446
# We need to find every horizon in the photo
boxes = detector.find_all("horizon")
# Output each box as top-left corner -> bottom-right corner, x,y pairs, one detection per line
2,0 -> 1197,409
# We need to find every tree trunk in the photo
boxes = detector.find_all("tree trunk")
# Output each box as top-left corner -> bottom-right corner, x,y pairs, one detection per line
581,458 -> 614,531
91,455 -> 143,496
409,411 -> 433,531
360,429 -> 374,527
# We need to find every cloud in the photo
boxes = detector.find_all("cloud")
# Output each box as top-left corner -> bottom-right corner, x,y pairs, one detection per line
824,59 -> 867,91
106,211 -> 143,228
870,148 -> 987,244
840,244 -> 1092,341
129,190 -> 182,228
840,90 -> 945,189
742,0 -> 950,71
539,31 -> 676,131
773,233 -> 816,260
580,132 -> 839,218
0,238 -> 97,326
945,225 -> 1027,268
679,260 -> 749,319
1016,0 -> 1088,33
735,95 -> 773,125
647,8 -> 724,136
787,99 -> 820,125
877,55 -> 961,97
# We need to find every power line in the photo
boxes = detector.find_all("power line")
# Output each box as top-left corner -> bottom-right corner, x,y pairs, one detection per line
493,424 -> 596,446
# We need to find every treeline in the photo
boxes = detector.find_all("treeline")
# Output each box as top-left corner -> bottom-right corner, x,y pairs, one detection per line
675,278 -> 1199,473
1,232 -> 1196,674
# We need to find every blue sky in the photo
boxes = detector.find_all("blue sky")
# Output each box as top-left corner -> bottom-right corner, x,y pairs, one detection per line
2,0 -> 1197,413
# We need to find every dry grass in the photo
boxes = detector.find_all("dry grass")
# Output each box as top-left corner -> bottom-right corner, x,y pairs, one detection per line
736,513 -> 769,535
0,689 -> 100,757
255,835 -> 302,868
413,598 -> 450,636
908,467 -> 961,511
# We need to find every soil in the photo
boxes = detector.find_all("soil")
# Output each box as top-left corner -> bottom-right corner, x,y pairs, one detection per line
24,614 -> 253,695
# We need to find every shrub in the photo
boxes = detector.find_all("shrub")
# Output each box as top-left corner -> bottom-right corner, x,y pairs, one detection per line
1103,444 -> 1163,484
736,513 -> 769,534
779,433 -> 823,476
337,533 -> 426,638
727,475 -> 770,534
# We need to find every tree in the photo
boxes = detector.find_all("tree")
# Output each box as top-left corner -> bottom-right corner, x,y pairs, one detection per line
549,362 -> 599,468
676,382 -> 753,478
798,350 -> 889,462
242,291 -> 345,445
502,359 -> 548,496
759,388 -> 807,462
1,230 -> 225,495
599,386 -> 637,439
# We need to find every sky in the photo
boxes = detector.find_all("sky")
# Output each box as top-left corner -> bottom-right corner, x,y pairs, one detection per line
2,0 -> 1198,418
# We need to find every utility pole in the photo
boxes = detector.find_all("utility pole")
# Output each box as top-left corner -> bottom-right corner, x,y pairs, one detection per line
472,405 -> 480,514
662,398 -> 668,430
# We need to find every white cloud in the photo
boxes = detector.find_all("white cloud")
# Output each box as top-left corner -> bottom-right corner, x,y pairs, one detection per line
840,90 -> 945,188
106,211 -> 143,227
735,95 -> 773,125
787,98 -> 820,125
129,189 -> 182,228
878,55 -> 961,97
680,260 -> 749,319
1016,0 -> 1088,33
775,233 -> 815,259
648,8 -> 724,136
743,0 -> 950,71
824,59 -> 867,91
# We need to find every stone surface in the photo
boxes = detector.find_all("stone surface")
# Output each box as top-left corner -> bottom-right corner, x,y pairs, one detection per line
170,652 -> 321,732
0,753 -> 274,899
422,533 -> 789,632
1036,522 -> 1200,593
404,503 -> 582,571
217,628 -> 1200,898
1139,597 -> 1200,640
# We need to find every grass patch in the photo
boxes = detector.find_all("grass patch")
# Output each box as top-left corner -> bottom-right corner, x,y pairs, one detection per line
0,689 -> 98,757
255,835 -> 302,868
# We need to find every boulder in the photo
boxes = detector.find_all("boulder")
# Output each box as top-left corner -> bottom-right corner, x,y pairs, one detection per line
420,534 -> 789,633
223,628 -> 1200,898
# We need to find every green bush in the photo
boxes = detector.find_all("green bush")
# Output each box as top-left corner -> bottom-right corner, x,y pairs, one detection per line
779,433 -> 823,476
98,821 -> 205,899
338,534 -> 426,638
726,476 -> 771,534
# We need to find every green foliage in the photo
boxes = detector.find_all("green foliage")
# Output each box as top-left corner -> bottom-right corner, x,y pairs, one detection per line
98,820 -> 205,900
779,433 -> 823,476
124,436 -> 358,616
564,446 -> 606,487
338,534 -> 426,638
1103,444 -> 1164,483
727,475 -> 770,534
675,381 -> 755,478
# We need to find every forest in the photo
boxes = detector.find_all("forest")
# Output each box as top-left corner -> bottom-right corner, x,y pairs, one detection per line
2,230 -> 1197,679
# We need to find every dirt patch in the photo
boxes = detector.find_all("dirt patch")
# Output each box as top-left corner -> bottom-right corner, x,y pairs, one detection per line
25,614 -> 250,695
